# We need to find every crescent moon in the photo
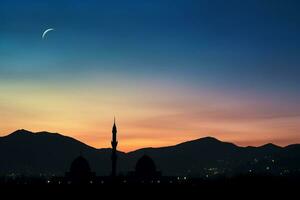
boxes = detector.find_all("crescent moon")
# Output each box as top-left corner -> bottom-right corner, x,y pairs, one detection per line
42,28 -> 54,39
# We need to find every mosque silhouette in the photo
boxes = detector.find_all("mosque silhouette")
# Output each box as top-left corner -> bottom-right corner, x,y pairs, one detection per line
58,119 -> 162,184
1,118 -> 298,191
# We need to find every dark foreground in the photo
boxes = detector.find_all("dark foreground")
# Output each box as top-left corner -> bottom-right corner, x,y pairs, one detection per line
1,176 -> 299,198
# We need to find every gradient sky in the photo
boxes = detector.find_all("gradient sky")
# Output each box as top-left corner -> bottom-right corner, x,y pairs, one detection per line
1,0 -> 300,152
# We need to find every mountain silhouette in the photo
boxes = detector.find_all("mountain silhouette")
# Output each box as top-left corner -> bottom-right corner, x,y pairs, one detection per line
0,129 -> 125,176
1,130 -> 300,177
126,137 -> 242,176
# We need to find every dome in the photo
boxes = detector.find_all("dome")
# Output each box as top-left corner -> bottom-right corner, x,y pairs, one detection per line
69,156 -> 91,174
66,155 -> 95,184
135,155 -> 157,177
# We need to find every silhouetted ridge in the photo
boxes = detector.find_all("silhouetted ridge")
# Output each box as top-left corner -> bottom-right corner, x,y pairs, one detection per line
8,129 -> 34,137
175,136 -> 238,150
7,130 -> 95,150
177,136 -> 224,145
260,143 -> 281,148
259,143 -> 282,151
1,130 -> 300,177
285,144 -> 300,149
0,129 -> 123,176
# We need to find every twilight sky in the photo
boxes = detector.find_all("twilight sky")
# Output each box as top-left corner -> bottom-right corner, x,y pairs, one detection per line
1,0 -> 300,152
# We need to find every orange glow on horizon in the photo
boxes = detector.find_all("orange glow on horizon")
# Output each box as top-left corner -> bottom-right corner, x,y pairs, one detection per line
1,77 -> 300,152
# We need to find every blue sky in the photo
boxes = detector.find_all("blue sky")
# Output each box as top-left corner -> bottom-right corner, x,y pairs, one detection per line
2,0 -> 300,86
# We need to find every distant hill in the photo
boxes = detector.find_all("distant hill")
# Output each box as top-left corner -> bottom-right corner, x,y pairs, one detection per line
0,130 -> 125,176
0,130 -> 300,177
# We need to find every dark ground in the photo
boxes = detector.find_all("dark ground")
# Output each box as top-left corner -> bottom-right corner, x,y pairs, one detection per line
0,176 -> 299,198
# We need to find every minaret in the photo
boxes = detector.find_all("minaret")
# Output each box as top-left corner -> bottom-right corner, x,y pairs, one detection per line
111,117 -> 118,178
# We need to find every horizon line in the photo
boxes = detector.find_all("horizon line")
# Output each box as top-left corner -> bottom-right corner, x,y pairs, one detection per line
1,128 -> 298,153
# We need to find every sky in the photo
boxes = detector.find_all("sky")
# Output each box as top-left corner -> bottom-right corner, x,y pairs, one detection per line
1,0 -> 300,152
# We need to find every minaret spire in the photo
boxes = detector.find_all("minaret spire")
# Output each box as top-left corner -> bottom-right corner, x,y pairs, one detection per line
111,117 -> 118,179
